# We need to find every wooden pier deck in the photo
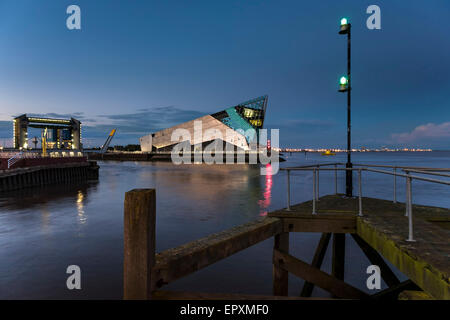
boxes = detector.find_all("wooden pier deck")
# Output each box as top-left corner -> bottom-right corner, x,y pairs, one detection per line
123,189 -> 449,300
269,195 -> 450,299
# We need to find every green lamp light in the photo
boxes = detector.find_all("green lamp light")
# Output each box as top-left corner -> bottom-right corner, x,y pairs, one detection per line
339,76 -> 349,92
339,17 -> 350,34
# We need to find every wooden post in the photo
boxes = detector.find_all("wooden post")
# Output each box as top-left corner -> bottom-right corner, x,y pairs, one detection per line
273,232 -> 289,296
123,189 -> 156,300
332,233 -> 345,281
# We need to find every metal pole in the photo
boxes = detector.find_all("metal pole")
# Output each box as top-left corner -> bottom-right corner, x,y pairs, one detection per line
316,166 -> 319,201
405,170 -> 409,217
393,167 -> 397,203
406,175 -> 415,242
334,164 -> 338,195
345,25 -> 353,197
286,170 -> 291,211
312,169 -> 317,214
358,169 -> 363,216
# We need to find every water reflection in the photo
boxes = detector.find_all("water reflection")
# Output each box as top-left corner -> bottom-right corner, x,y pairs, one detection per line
259,164 -> 272,216
76,190 -> 86,225
40,204 -> 51,233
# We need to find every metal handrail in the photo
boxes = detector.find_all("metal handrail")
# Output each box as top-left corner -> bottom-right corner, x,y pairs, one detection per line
353,163 -> 450,172
281,163 -> 449,242
7,152 -> 23,169
402,169 -> 450,178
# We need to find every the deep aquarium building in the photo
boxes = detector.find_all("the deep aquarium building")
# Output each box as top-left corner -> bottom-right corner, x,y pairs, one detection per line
140,96 -> 268,152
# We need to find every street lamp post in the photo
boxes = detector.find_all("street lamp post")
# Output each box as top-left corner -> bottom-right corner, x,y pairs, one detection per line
339,17 -> 353,197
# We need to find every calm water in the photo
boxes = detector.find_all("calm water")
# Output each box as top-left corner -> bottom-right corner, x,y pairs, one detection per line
0,152 -> 449,299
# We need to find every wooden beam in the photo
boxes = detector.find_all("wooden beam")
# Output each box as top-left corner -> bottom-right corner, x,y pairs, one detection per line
332,233 -> 345,282
123,189 -> 156,300
152,290 -> 333,300
300,233 -> 331,297
371,280 -> 421,300
273,232 -> 289,296
282,217 -> 355,233
153,217 -> 282,288
351,234 -> 400,287
273,249 -> 368,299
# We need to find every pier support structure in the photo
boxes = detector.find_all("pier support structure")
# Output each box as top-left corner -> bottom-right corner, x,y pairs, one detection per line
123,191 -> 449,300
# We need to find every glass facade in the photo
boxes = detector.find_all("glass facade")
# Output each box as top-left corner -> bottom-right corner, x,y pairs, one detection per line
211,95 -> 268,144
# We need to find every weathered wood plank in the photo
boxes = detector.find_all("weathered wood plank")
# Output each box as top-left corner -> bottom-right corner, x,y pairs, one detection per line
300,233 -> 331,297
398,290 -> 435,300
123,189 -> 156,300
273,249 -> 368,299
152,290 -> 333,300
153,217 -> 282,288
351,234 -> 400,287
282,217 -> 355,233
273,232 -> 289,296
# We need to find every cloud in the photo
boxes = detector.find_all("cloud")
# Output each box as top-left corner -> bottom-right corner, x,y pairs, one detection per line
19,112 -> 87,120
96,106 -> 205,134
80,106 -> 206,146
391,122 -> 450,143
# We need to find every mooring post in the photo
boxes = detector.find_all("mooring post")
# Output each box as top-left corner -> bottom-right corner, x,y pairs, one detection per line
123,188 -> 156,300
273,232 -> 289,296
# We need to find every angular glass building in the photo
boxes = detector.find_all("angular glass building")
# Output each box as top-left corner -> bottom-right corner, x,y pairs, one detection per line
140,95 -> 268,152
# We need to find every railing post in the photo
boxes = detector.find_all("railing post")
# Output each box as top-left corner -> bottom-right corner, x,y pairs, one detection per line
405,171 -> 410,217
312,169 -> 317,214
286,170 -> 291,211
405,176 -> 415,242
334,164 -> 338,195
393,167 -> 397,203
124,189 -> 156,300
316,166 -> 320,201
358,169 -> 363,216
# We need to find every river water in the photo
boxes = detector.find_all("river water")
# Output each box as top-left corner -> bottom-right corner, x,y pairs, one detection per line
0,152 -> 449,299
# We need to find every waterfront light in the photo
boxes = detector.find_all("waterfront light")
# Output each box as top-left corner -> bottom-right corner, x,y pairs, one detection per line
339,17 -> 350,34
338,16 -> 353,197
339,76 -> 348,92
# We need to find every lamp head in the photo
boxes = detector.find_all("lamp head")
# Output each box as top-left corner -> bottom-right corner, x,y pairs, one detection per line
339,17 -> 350,34
339,76 -> 349,92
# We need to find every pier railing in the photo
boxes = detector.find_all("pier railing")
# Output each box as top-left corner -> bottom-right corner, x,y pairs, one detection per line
281,163 -> 450,242
7,152 -> 23,169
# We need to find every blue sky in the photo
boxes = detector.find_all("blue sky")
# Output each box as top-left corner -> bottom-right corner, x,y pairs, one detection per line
0,0 -> 449,148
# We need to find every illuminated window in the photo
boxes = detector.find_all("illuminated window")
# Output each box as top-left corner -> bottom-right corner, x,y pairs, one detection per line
250,119 -> 262,127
